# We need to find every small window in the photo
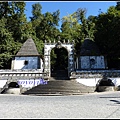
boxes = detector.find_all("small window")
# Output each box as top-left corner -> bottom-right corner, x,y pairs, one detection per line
24,60 -> 28,65
90,58 -> 95,65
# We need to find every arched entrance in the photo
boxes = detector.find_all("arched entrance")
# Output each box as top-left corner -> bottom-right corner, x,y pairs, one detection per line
8,82 -> 20,88
44,40 -> 74,79
50,47 -> 68,79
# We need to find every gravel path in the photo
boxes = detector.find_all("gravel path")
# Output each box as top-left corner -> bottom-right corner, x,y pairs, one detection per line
0,91 -> 120,118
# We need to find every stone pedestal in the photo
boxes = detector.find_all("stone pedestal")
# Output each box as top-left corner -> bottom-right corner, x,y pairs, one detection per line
97,86 -> 115,92
4,88 -> 21,94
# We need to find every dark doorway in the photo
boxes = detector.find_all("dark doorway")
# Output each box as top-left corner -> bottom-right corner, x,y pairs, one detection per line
1,82 -> 20,94
8,82 -> 20,88
50,47 -> 68,79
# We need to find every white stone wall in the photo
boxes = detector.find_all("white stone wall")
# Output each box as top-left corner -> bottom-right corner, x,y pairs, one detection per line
0,77 -> 120,89
12,57 -> 43,70
0,79 -> 47,89
0,69 -> 45,89
76,78 -> 101,86
76,77 -> 120,87
0,80 -> 7,88
18,78 -> 47,88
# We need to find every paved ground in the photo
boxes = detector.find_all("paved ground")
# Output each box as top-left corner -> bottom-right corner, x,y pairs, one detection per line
0,91 -> 120,118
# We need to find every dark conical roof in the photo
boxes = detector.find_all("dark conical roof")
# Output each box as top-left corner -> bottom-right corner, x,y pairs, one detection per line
80,38 -> 101,56
16,38 -> 39,56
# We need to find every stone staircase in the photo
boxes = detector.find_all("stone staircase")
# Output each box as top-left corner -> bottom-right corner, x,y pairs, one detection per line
22,78 -> 96,96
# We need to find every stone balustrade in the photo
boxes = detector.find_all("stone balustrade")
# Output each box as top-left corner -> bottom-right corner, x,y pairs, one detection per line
70,70 -> 120,79
0,69 -> 47,80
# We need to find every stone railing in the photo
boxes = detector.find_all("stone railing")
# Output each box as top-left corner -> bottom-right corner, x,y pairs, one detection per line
0,69 -> 48,80
70,70 -> 120,79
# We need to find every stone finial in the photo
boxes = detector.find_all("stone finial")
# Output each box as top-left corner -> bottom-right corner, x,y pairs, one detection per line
56,41 -> 62,49
63,39 -> 65,43
85,35 -> 89,39
45,40 -> 47,43
58,36 -> 60,41
54,39 -> 55,43
28,36 -> 32,39
68,39 -> 70,43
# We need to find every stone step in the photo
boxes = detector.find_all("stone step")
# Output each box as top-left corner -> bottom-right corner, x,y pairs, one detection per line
23,88 -> 94,94
29,84 -> 91,90
27,92 -> 84,96
22,80 -> 96,95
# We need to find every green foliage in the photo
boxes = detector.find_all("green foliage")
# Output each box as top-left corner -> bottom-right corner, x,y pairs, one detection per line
60,8 -> 96,56
116,1 -> 120,10
94,4 -> 120,69
94,6 -> 120,55
30,2 -> 42,21
0,2 -> 27,68
50,49 -> 57,70
30,3 -> 61,55
50,47 -> 68,70
0,1 -> 120,70
0,17 -> 22,68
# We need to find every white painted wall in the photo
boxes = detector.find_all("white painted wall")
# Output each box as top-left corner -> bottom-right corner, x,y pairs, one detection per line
18,79 -> 47,88
0,77 -> 120,89
0,79 -> 47,89
76,77 -> 120,87
12,56 -> 43,70
109,78 -> 120,86
0,80 -> 7,88
76,78 -> 101,86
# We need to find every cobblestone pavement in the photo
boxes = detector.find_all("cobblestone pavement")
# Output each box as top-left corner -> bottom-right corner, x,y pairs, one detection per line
0,91 -> 120,118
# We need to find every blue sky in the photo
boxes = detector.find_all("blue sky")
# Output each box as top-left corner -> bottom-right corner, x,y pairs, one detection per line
25,1 -> 117,27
